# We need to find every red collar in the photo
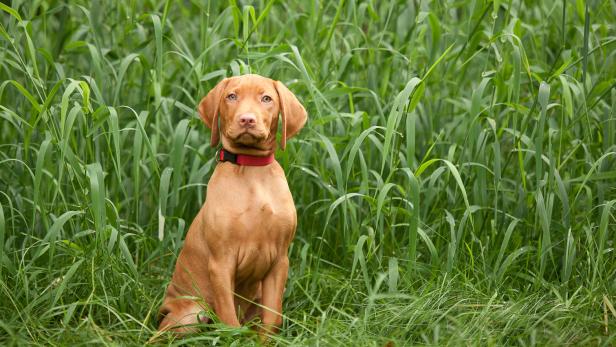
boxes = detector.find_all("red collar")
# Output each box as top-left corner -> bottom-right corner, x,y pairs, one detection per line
217,148 -> 275,166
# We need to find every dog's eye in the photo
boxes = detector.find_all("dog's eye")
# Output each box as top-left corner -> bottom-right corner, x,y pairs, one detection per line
226,93 -> 237,101
261,95 -> 272,103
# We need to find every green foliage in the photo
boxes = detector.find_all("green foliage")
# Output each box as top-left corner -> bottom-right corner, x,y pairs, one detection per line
1,0 -> 615,345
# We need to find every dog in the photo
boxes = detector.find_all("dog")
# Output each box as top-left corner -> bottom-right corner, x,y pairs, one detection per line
158,74 -> 307,337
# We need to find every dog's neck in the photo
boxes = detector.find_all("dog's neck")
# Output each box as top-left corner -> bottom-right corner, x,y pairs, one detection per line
220,135 -> 277,157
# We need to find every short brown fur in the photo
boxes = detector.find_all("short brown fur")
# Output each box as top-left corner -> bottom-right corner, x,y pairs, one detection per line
158,74 -> 307,337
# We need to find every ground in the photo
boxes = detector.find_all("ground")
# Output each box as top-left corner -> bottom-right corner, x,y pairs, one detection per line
0,1 -> 615,345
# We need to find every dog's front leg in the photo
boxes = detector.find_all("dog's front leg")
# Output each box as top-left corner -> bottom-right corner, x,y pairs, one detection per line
207,258 -> 241,327
260,256 -> 289,336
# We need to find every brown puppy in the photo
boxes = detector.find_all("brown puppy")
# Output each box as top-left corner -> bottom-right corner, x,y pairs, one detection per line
158,74 -> 307,336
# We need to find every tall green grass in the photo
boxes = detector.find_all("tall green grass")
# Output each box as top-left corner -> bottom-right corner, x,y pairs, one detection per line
1,0 -> 615,345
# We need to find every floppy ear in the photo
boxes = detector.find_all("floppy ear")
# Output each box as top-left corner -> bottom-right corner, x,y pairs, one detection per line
274,80 -> 308,150
198,78 -> 230,147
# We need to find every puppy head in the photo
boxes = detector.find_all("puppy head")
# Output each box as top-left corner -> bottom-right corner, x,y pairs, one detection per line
198,74 -> 307,154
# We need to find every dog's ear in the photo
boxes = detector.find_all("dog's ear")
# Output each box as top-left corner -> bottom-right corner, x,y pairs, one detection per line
274,80 -> 307,150
198,78 -> 230,147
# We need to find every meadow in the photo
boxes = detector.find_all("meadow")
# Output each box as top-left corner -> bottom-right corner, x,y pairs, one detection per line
1,0 -> 615,345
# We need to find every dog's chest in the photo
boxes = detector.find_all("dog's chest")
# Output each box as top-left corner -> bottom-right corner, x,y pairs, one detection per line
234,241 -> 280,282
207,180 -> 294,230
203,164 -> 296,282
209,193 -> 295,282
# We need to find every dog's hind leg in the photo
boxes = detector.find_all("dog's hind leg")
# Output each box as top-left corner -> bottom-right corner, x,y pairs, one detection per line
158,299 -> 208,333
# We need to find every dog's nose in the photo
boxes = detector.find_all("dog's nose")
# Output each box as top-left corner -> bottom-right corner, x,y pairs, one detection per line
238,113 -> 257,127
